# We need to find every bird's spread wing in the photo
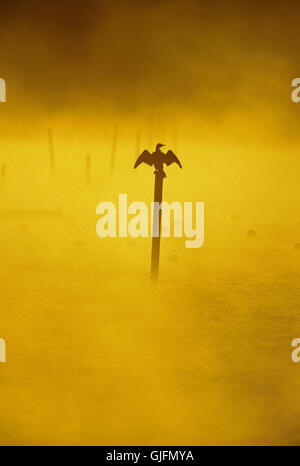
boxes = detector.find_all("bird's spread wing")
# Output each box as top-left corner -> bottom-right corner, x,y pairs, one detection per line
164,150 -> 183,168
134,150 -> 153,168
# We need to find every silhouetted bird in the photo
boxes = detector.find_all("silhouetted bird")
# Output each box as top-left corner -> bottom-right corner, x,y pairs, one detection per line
134,143 -> 182,177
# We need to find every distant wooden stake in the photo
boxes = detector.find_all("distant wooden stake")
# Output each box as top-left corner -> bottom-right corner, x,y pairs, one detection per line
135,131 -> 141,162
147,111 -> 154,149
48,128 -> 55,178
86,154 -> 91,186
110,126 -> 118,177
173,121 -> 178,152
151,171 -> 164,282
1,164 -> 6,187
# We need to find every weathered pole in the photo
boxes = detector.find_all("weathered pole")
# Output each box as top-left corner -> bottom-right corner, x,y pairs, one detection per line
86,154 -> 91,186
151,171 -> 164,282
173,121 -> 178,152
48,128 -> 55,178
1,164 -> 6,188
110,125 -> 118,177
135,130 -> 141,162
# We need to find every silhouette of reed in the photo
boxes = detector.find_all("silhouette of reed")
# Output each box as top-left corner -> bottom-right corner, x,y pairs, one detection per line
110,126 -> 118,177
135,131 -> 141,162
86,154 -> 91,186
147,112 -> 154,149
48,128 -> 56,178
1,164 -> 6,188
173,121 -> 178,152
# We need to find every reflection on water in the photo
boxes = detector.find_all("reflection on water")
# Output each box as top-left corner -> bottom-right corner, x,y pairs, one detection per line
0,205 -> 299,446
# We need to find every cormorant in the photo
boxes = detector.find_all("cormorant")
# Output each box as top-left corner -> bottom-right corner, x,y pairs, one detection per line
134,143 -> 182,177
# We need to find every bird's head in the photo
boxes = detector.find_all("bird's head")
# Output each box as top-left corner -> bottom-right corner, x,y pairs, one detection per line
156,143 -> 165,151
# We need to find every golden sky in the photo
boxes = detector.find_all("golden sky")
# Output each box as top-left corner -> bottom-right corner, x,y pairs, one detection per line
0,0 -> 299,122
0,0 -> 299,223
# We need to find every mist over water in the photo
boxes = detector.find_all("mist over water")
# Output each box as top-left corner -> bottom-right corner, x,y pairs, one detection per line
0,0 -> 300,445
0,126 -> 299,445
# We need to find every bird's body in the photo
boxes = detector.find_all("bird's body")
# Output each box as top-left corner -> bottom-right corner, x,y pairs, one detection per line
134,143 -> 182,177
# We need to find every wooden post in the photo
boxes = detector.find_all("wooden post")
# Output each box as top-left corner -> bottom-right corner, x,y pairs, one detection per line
173,121 -> 178,152
151,171 -> 164,282
135,131 -> 141,162
110,125 -> 118,177
86,154 -> 91,186
1,164 -> 6,188
48,128 -> 55,178
147,111 -> 154,149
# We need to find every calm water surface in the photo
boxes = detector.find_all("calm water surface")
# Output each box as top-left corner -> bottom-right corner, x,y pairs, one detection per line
0,213 -> 299,445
